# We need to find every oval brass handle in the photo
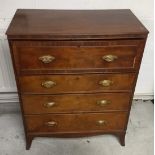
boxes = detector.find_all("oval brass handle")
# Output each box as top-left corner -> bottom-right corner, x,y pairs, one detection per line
39,55 -> 55,63
43,102 -> 56,108
45,121 -> 57,127
97,120 -> 107,126
102,55 -> 118,62
97,100 -> 111,106
41,81 -> 56,88
99,80 -> 113,87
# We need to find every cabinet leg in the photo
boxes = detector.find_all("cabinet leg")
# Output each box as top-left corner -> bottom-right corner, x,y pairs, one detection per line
26,135 -> 33,150
117,132 -> 126,146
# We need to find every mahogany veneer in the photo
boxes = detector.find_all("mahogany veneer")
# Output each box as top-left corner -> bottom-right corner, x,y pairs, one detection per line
25,113 -> 127,133
6,9 -> 148,149
21,93 -> 131,114
19,74 -> 135,93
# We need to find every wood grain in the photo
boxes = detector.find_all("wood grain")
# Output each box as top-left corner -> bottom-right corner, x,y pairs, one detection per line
19,73 -> 135,94
22,93 -> 131,114
25,112 -> 127,133
12,39 -> 145,74
16,44 -> 138,71
6,9 -> 148,40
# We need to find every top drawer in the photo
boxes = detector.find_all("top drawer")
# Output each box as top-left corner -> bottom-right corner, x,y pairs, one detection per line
12,40 -> 144,74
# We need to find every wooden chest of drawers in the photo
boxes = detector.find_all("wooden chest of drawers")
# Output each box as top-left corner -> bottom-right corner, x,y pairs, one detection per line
6,9 -> 148,149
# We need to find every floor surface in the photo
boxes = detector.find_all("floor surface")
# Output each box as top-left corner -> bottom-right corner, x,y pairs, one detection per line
0,100 -> 153,155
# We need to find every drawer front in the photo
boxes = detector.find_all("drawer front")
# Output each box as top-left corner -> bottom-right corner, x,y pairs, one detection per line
20,74 -> 135,94
12,40 -> 143,73
22,93 -> 131,114
25,112 -> 127,133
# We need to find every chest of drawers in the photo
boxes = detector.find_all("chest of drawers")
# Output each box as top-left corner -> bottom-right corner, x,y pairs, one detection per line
6,9 -> 148,149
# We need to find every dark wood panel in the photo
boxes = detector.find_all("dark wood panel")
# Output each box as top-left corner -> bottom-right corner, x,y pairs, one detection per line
11,39 -> 145,74
17,46 -> 138,70
22,93 -> 131,114
19,73 -> 135,94
25,112 -> 127,133
6,9 -> 148,40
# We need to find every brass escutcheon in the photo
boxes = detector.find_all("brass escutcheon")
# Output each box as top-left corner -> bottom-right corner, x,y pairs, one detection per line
39,55 -> 55,63
45,121 -> 57,127
43,102 -> 56,108
97,100 -> 111,106
41,81 -> 56,88
99,80 -> 113,87
102,55 -> 118,62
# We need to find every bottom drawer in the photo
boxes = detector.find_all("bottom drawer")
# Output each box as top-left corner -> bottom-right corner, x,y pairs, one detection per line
25,112 -> 127,133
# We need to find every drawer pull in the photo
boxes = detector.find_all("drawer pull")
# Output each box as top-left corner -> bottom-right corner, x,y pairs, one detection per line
99,80 -> 113,87
41,81 -> 56,88
102,55 -> 118,62
45,121 -> 57,127
97,100 -> 111,106
39,55 -> 55,63
97,120 -> 107,125
44,102 -> 56,108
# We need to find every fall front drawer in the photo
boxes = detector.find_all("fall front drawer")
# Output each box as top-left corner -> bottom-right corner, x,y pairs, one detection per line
19,73 -> 135,94
22,93 -> 131,114
25,112 -> 127,133
12,40 -> 143,73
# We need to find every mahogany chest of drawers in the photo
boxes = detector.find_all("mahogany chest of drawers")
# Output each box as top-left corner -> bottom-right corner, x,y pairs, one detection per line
6,9 -> 148,149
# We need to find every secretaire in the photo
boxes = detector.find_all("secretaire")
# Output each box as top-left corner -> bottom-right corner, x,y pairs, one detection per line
6,9 -> 148,149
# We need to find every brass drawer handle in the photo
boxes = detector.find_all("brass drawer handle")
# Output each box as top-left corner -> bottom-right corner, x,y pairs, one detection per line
97,100 -> 111,106
45,121 -> 57,127
41,81 -> 56,88
102,55 -> 118,62
39,55 -> 55,63
43,102 -> 56,108
97,120 -> 107,126
99,80 -> 113,87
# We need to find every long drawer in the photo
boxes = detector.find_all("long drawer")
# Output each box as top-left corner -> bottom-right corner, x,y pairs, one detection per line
22,93 -> 131,114
25,112 -> 127,133
12,40 -> 143,73
19,73 -> 135,94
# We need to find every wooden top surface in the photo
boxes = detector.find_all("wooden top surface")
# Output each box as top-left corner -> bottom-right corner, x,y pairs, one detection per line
6,9 -> 148,40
